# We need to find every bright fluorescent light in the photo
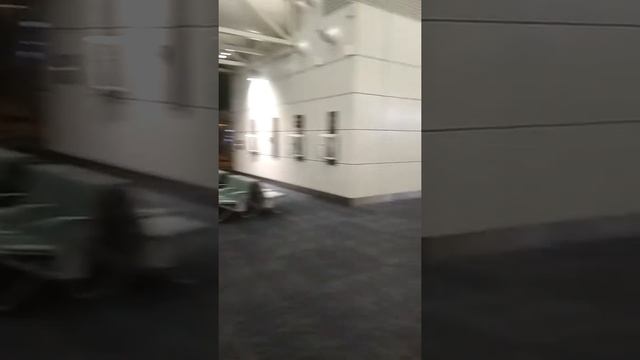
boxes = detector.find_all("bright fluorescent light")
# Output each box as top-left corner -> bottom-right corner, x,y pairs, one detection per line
247,77 -> 278,155
220,52 -> 232,56
248,29 -> 261,34
219,54 -> 228,59
247,77 -> 265,82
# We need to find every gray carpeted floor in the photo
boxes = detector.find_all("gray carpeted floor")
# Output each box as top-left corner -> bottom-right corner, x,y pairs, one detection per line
1,181 -> 421,359
219,185 -> 422,359
425,237 -> 640,359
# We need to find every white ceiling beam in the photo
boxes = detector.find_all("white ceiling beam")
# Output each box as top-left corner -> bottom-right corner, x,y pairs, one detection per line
219,59 -> 247,67
219,26 -> 293,46
220,45 -> 264,57
244,0 -> 291,40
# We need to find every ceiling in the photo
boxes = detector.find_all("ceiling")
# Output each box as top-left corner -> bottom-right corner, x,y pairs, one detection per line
218,0 -> 299,72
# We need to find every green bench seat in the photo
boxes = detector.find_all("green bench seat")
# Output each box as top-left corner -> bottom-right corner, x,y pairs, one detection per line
0,164 -> 129,280
218,174 -> 258,213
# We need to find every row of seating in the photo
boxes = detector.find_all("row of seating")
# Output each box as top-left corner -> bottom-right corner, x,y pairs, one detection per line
218,170 -> 285,222
0,149 -> 213,310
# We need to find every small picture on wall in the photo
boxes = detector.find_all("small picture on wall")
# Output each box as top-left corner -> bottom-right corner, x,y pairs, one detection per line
291,115 -> 304,161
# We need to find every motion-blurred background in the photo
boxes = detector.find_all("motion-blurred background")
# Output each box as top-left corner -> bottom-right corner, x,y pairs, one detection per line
0,1 -> 217,359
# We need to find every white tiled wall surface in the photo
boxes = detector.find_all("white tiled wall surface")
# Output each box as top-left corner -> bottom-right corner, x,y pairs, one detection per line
352,57 -> 421,100
233,150 -> 358,198
233,150 -> 420,199
349,162 -> 421,198
233,2 -> 421,199
423,2 -> 640,236
352,94 -> 421,131
44,0 -> 217,189
354,4 -> 421,66
423,22 -> 640,130
423,124 -> 640,236
44,87 -> 217,187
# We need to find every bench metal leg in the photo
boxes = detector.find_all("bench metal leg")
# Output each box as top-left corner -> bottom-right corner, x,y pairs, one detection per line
0,273 -> 44,312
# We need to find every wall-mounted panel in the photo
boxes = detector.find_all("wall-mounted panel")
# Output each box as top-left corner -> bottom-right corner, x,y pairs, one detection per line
352,94 -> 421,131
423,22 -> 640,130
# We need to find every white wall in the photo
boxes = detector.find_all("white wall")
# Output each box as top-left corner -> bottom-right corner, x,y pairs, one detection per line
350,3 -> 421,198
44,0 -> 217,189
423,1 -> 640,236
232,2 -> 421,199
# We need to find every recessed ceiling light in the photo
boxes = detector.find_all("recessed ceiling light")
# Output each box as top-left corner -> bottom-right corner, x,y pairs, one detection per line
220,52 -> 232,56
219,54 -> 228,59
